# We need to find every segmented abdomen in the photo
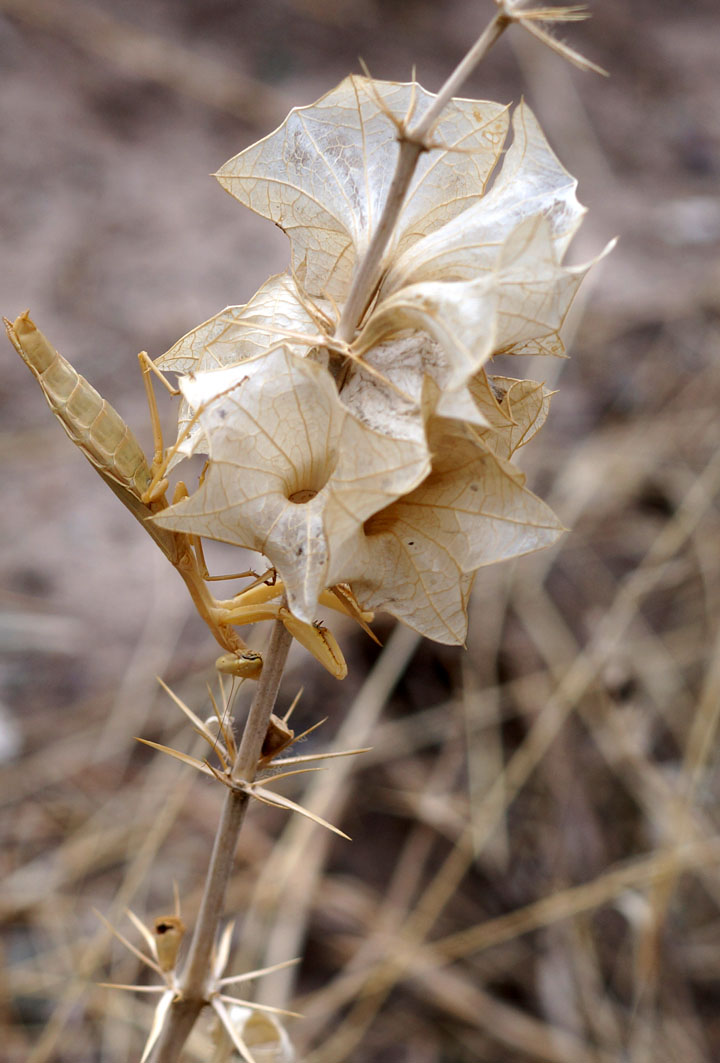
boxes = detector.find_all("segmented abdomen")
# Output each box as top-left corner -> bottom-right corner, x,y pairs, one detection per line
7,311 -> 152,500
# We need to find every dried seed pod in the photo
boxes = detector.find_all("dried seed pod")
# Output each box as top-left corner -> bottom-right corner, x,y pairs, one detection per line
153,915 -> 186,972
260,713 -> 295,766
219,1005 -> 295,1062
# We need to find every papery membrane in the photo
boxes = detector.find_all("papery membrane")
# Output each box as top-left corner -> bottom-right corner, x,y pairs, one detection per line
471,373 -> 553,459
215,76 -> 509,300
333,522 -> 474,644
340,332 -> 498,452
151,77 -> 605,648
156,274 -> 325,457
384,102 -> 586,292
152,347 -> 429,620
157,274 -> 323,375
355,275 -> 499,390
355,214 -> 589,407
328,418 -> 564,642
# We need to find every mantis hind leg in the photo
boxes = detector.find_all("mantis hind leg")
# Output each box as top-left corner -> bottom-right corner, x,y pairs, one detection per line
189,532 -> 278,589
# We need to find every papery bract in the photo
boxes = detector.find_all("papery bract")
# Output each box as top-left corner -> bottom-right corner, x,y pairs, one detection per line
213,81 -> 587,380
158,83 -> 592,488
327,415 -> 564,643
156,274 -> 322,376
150,75 -> 602,646
156,274 -> 324,457
216,76 -> 509,300
152,347 -> 429,620
339,331 -> 550,447
383,102 -> 585,293
471,374 -> 553,459
481,213 -> 589,358
354,274 -> 499,391
355,213 -> 590,398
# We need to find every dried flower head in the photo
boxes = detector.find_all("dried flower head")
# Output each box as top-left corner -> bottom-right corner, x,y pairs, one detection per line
151,74 -> 603,649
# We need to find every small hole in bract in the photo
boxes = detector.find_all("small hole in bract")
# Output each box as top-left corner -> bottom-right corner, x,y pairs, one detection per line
288,489 -> 318,504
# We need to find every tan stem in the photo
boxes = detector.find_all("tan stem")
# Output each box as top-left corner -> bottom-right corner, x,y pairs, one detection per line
335,138 -> 423,345
150,618 -> 293,1063
410,9 -> 511,141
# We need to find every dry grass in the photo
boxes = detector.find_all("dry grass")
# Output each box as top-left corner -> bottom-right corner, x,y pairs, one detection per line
2,1 -> 720,1060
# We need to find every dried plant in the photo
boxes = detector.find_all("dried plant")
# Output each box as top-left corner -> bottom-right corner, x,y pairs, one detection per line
5,2 -> 607,1059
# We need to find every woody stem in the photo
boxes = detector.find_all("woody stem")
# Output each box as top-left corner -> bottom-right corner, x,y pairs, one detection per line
150,618 -> 293,1063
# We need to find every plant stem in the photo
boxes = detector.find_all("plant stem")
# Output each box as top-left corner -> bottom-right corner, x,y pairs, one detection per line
335,4 -> 512,347
151,617 -> 293,1063
335,138 -> 423,345
411,6 -> 512,142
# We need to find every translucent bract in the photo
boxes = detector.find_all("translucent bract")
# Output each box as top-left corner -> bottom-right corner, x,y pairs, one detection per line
153,347 -> 429,622
151,75 -> 602,645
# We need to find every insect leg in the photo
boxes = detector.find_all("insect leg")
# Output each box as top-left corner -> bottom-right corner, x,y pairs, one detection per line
190,534 -> 261,585
138,351 -> 175,504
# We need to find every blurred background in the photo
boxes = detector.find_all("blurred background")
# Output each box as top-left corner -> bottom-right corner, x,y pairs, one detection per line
2,1 -> 720,1060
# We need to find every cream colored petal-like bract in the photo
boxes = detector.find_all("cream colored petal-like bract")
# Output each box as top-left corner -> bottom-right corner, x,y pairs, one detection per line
160,351 -> 284,466
357,214 -> 588,401
152,347 -> 429,621
470,372 -> 553,460
489,214 -> 590,357
328,419 -> 564,642
156,273 -> 320,375
215,77 -> 509,300
407,419 -> 565,574
155,274 -> 324,458
384,102 -> 585,292
355,274 -> 499,391
330,522 -> 474,645
341,331 -> 496,440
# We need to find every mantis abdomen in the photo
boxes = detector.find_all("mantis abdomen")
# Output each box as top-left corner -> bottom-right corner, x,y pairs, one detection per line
6,311 -> 152,501
5,311 -> 253,655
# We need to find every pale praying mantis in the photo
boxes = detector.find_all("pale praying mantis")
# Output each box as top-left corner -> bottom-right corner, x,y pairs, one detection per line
5,312 -> 371,679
